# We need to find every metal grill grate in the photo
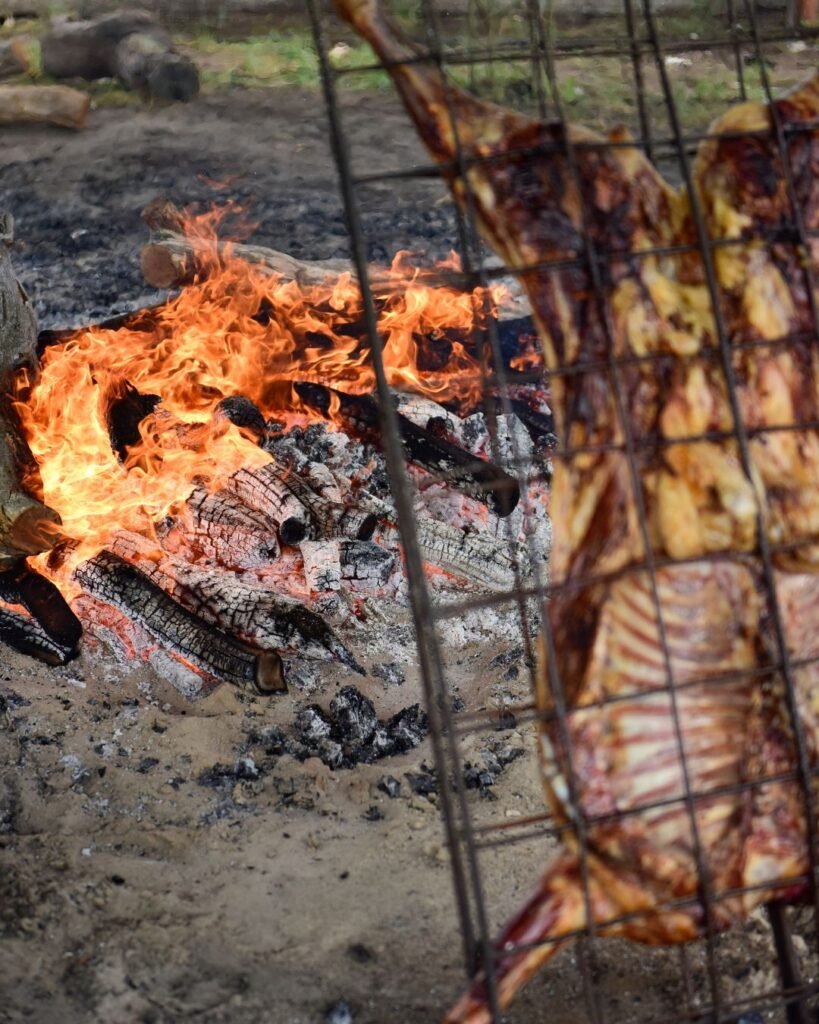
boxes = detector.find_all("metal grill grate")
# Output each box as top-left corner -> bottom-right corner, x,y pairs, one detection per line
307,3 -> 819,1022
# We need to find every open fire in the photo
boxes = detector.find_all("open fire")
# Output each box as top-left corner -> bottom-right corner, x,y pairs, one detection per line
1,203 -> 552,695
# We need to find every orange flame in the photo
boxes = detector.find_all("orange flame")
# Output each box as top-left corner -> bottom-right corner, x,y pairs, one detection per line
14,206 -> 507,588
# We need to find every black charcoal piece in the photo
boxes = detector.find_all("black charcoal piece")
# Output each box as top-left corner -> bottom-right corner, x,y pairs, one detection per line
330,686 -> 378,748
405,770 -> 438,796
105,379 -> 161,463
215,395 -> 267,437
294,704 -> 333,745
363,805 -> 384,822
373,661 -> 405,686
378,775 -> 401,798
386,704 -> 428,753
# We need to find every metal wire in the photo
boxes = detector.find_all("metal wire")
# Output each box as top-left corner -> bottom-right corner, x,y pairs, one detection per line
310,1 -> 819,1021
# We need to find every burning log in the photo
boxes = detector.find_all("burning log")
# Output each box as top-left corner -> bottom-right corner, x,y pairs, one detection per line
300,539 -> 342,593
225,465 -> 310,546
0,604 -> 75,665
0,561 -> 81,657
157,485 -> 280,568
140,199 -> 353,290
0,40 -> 30,79
227,461 -> 376,544
339,539 -> 395,589
363,493 -> 524,591
108,533 -> 364,673
40,10 -> 199,102
0,214 -> 61,570
74,550 -> 285,693
140,198 -> 475,294
0,84 -> 89,129
295,382 -> 520,517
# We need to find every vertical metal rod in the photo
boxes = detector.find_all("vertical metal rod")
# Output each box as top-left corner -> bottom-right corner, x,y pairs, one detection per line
767,902 -> 811,1024
624,0 -> 655,160
307,0 -> 490,988
725,0 -> 748,102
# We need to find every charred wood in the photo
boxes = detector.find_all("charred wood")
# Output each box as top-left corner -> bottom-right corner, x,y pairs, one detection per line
295,382 -> 520,517
74,550 -> 284,693
157,485 -> 280,567
0,603 -> 76,665
105,379 -> 161,463
109,533 -> 364,673
339,540 -> 395,588
214,395 -> 267,440
227,460 -> 375,544
0,561 -> 81,653
0,84 -> 89,128
362,492 -> 525,591
40,11 -> 199,101
225,464 -> 309,546
300,539 -> 342,593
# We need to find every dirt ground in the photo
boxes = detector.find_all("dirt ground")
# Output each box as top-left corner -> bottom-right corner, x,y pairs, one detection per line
0,72 -> 817,1024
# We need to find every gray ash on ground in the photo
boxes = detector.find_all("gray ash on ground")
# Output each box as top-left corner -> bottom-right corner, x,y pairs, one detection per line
463,739 -> 526,797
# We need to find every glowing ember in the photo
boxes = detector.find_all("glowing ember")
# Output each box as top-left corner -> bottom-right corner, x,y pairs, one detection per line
13,207 -> 507,586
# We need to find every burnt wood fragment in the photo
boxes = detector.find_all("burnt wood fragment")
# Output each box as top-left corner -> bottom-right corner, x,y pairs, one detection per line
74,550 -> 284,693
0,561 -> 81,653
105,379 -> 161,463
0,40 -> 29,80
0,604 -> 76,665
158,485 -> 280,567
225,465 -> 309,546
295,382 -> 520,517
214,395 -> 267,440
110,533 -> 364,672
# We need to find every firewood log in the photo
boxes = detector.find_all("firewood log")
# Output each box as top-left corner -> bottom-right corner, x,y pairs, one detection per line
40,10 -> 199,102
0,214 -> 61,569
0,84 -> 89,128
0,40 -> 30,80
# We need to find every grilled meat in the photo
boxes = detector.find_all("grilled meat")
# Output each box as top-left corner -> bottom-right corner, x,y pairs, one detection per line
334,2 -> 819,1021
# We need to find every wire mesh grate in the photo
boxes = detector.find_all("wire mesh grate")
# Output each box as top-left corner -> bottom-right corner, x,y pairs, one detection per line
307,2 -> 819,1022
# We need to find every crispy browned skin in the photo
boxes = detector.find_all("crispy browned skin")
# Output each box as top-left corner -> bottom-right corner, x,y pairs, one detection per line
334,3 -> 819,1021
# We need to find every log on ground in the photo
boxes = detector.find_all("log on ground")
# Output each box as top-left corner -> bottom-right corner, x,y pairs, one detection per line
40,10 -> 199,101
74,549 -> 285,693
0,84 -> 89,128
109,532 -> 364,672
0,40 -> 30,80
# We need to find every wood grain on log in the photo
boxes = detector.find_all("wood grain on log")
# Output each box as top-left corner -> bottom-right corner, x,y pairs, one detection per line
157,485 -> 280,568
139,198 -> 469,293
225,465 -> 309,545
295,381 -> 520,517
362,492 -> 525,590
41,10 -> 199,101
0,604 -> 75,665
74,549 -> 285,692
0,215 -> 61,569
0,40 -> 30,80
109,532 -> 364,672
0,84 -> 89,128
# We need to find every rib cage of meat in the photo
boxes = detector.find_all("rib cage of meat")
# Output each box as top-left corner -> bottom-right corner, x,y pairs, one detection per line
332,2 -> 819,1021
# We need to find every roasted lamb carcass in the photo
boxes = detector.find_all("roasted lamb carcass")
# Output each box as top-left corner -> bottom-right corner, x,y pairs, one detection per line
333,2 -> 819,1021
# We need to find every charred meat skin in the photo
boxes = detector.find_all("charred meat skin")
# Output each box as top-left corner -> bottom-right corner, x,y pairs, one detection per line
334,2 -> 819,1022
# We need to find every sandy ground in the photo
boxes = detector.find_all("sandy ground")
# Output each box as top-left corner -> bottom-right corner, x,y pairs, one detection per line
1,69 -> 818,1023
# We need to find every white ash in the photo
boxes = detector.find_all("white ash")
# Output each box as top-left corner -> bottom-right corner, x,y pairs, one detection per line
300,539 -> 342,593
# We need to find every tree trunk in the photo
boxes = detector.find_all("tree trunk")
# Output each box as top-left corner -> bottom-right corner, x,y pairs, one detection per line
0,40 -> 30,80
0,214 -> 61,569
0,85 -> 89,128
40,10 -> 199,101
